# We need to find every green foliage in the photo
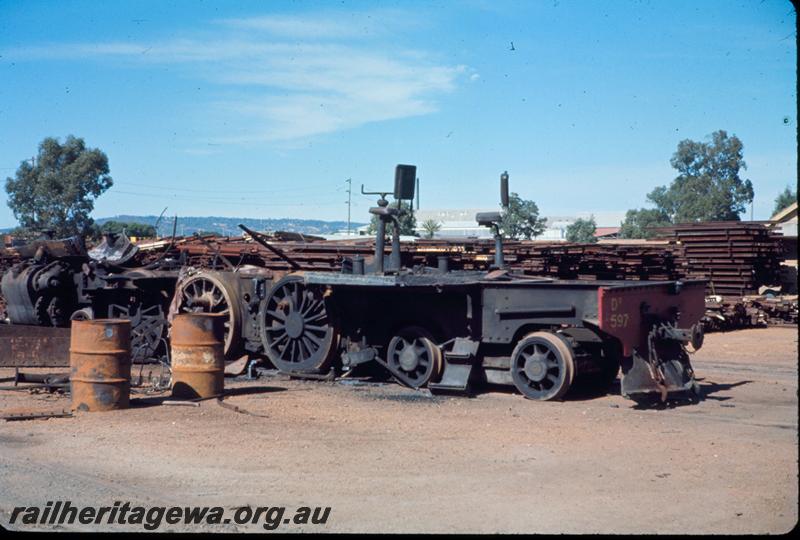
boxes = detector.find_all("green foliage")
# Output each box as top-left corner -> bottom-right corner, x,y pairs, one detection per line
565,216 -> 597,243
366,201 -> 417,236
420,219 -> 442,239
620,130 -> 754,238
619,208 -> 672,239
772,186 -> 797,216
652,130 -> 753,222
5,136 -> 112,238
99,220 -> 157,238
500,192 -> 547,240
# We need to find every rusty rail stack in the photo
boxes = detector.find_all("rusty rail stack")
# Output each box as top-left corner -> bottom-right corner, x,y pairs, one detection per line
171,235 -> 684,281
509,242 -> 680,281
654,222 -> 784,298
174,235 -> 381,272
412,238 -> 681,281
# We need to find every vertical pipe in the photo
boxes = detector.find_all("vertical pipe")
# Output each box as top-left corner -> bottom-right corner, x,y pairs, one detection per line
494,228 -> 505,269
353,256 -> 365,275
390,218 -> 401,271
374,218 -> 385,274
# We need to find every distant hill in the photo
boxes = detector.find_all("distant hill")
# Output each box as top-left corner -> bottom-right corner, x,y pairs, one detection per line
96,215 -> 366,237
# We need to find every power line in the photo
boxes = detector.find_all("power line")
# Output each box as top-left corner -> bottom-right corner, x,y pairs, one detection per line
114,180 -> 338,194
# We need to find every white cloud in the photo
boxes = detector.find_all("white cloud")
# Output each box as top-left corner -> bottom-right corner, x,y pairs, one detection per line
3,11 -> 463,144
220,14 -> 368,39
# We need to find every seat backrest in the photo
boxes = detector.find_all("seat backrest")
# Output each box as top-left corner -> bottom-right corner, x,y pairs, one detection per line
475,211 -> 502,226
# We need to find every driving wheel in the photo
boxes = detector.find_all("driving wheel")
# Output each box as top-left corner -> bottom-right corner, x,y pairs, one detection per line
260,275 -> 339,373
510,331 -> 575,400
386,326 -> 443,388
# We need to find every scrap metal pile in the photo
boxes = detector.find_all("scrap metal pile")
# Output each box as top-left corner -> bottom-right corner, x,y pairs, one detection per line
703,294 -> 798,331
1,234 -> 181,365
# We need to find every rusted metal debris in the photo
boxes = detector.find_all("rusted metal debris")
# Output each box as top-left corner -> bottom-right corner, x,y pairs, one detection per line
14,370 -> 69,385
1,231 -> 178,364
2,408 -> 73,421
703,294 -> 799,332
0,325 -> 72,367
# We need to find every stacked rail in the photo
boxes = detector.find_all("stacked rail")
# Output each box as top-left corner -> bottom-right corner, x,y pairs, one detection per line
654,222 -> 784,297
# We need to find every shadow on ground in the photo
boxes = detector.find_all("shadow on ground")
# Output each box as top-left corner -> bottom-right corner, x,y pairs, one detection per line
131,385 -> 286,408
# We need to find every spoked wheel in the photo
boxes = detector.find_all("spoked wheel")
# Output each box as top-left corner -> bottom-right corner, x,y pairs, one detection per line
109,301 -> 168,363
259,276 -> 339,373
386,326 -> 443,388
510,331 -> 575,401
173,272 -> 242,359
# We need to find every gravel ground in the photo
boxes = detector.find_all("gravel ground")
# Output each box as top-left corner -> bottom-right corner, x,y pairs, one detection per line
0,326 -> 796,533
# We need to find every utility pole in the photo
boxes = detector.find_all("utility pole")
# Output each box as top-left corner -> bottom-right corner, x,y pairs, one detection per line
345,177 -> 352,235
415,177 -> 420,210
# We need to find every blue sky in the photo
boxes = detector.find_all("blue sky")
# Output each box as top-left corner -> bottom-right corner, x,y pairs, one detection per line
0,0 -> 796,227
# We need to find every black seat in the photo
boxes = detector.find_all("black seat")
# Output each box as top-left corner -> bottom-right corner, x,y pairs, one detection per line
475,211 -> 502,226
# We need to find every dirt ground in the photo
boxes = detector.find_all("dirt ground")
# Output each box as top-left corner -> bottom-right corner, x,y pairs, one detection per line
0,326 -> 797,533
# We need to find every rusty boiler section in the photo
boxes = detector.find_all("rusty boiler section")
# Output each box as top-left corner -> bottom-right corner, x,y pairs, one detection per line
69,319 -> 132,412
170,313 -> 225,399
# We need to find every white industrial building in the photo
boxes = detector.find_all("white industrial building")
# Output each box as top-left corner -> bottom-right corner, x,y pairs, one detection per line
413,209 -> 626,241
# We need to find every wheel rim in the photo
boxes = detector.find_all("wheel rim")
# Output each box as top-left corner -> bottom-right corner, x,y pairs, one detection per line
260,277 -> 337,373
176,274 -> 238,356
386,327 -> 442,388
511,334 -> 572,400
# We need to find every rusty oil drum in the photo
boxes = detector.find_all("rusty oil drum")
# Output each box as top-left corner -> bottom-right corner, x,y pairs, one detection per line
170,313 -> 225,399
69,319 -> 132,412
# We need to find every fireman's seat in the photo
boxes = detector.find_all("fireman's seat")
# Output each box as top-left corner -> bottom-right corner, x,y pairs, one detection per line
475,211 -> 502,227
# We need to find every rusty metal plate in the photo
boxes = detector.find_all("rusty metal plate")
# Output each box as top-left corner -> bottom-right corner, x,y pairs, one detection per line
0,325 -> 71,367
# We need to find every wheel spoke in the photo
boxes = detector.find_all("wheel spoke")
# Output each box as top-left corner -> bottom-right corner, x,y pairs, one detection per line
305,324 -> 327,333
266,309 -> 287,322
304,311 -> 327,324
304,332 -> 323,347
301,336 -> 317,354
297,338 -> 309,359
302,299 -> 320,316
